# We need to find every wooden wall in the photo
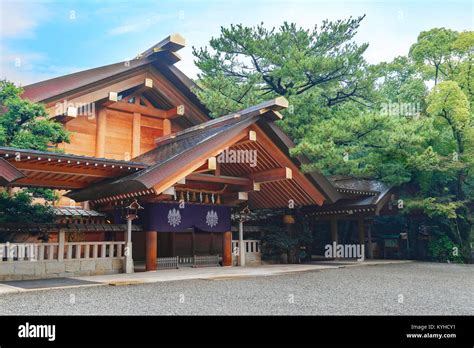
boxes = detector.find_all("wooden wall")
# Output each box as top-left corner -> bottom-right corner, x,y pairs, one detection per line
61,99 -> 183,160
63,116 -> 97,157
140,115 -> 163,155
105,110 -> 133,160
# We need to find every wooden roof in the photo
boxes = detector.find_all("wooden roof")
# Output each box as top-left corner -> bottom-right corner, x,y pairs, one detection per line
0,147 -> 147,190
9,33 -> 388,212
303,179 -> 394,217
66,98 -> 337,208
0,157 -> 25,186
52,207 -> 105,217
21,34 -> 210,126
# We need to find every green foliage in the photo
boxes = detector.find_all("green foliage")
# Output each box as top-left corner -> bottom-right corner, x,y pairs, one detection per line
260,225 -> 298,261
404,197 -> 464,219
409,28 -> 459,84
194,21 -> 473,263
193,17 -> 373,117
27,188 -> 59,202
428,234 -> 464,263
260,214 -> 312,263
0,191 -> 54,223
0,80 -> 66,216
0,80 -> 69,151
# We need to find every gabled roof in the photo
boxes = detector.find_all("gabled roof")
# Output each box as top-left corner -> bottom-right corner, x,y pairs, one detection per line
66,97 -> 340,206
21,34 -> 210,121
304,176 -> 394,216
66,98 -> 292,202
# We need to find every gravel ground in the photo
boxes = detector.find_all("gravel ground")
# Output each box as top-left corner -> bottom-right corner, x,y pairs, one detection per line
0,262 -> 472,315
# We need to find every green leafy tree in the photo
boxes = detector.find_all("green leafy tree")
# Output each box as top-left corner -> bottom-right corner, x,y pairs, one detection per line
409,28 -> 459,85
0,80 -> 68,212
194,21 -> 473,262
193,17 -> 374,119
0,191 -> 54,242
428,234 -> 463,263
0,80 -> 69,150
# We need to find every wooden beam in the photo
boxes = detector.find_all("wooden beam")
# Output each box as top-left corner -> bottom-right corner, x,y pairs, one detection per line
95,108 -> 107,158
250,167 -> 292,183
231,182 -> 260,192
163,119 -> 171,136
45,72 -> 149,115
12,162 -> 118,178
249,130 -> 257,141
253,124 -> 325,205
222,192 -> 248,205
132,112 -> 141,158
140,33 -> 186,58
13,177 -> 88,190
106,101 -> 168,118
164,105 -> 185,118
50,106 -> 78,123
145,78 -> 153,88
186,173 -> 251,186
149,129 -> 248,195
147,67 -> 209,123
207,157 -> 216,170
193,157 -> 218,173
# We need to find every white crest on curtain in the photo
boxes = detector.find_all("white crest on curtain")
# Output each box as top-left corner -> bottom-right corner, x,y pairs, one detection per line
167,208 -> 181,227
206,210 -> 219,228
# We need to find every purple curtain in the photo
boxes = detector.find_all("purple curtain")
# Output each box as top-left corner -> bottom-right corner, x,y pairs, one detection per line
142,203 -> 231,233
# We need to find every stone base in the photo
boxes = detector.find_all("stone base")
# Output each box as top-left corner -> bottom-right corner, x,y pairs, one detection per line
0,258 -> 125,281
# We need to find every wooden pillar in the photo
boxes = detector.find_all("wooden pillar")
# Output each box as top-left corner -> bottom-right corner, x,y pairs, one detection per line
132,112 -> 141,158
163,119 -> 171,136
95,108 -> 107,157
222,231 -> 232,266
357,218 -> 365,246
145,231 -> 157,271
330,217 -> 338,244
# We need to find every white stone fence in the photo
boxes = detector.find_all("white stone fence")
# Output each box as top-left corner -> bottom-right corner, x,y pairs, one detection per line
0,241 -> 126,261
232,240 -> 261,266
0,240 -> 126,281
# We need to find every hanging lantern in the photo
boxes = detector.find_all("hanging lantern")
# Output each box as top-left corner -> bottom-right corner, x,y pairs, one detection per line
204,193 -> 209,204
211,193 -> 215,204
173,191 -> 177,200
125,199 -> 144,220
216,194 -> 221,204
199,192 -> 203,203
186,191 -> 190,201
283,214 -> 295,224
192,192 -> 197,202
179,191 -> 185,202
